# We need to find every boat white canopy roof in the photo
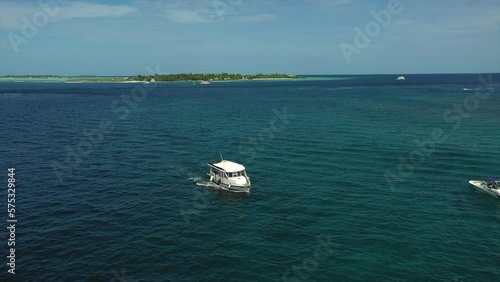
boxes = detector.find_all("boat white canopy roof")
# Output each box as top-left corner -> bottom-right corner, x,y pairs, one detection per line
209,160 -> 246,173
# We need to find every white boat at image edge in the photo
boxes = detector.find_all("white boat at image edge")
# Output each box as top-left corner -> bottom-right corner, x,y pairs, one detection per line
469,178 -> 500,198
396,76 -> 406,81
207,159 -> 251,192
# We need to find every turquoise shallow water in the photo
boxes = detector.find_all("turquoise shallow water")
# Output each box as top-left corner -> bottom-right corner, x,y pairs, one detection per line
0,74 -> 499,281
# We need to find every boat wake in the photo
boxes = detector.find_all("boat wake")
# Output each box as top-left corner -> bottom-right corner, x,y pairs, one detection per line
190,177 -> 219,188
196,181 -> 220,188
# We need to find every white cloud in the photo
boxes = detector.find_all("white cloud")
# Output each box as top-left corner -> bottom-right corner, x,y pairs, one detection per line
0,1 -> 137,30
57,2 -> 137,20
158,1 -> 231,24
235,13 -> 277,23
330,0 -> 352,7
412,2 -> 500,32
393,19 -> 414,27
158,1 -> 276,24
304,0 -> 352,8
475,11 -> 500,30
157,0 -> 276,24
161,9 -> 217,24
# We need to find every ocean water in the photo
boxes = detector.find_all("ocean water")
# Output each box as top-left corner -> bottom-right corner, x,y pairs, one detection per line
0,74 -> 499,281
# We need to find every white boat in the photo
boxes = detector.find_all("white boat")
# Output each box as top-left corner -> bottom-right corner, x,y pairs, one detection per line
469,178 -> 500,198
396,76 -> 405,81
200,80 -> 210,85
207,159 -> 251,192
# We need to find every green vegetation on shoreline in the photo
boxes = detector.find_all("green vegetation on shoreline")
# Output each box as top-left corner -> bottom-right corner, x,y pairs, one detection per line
135,73 -> 304,82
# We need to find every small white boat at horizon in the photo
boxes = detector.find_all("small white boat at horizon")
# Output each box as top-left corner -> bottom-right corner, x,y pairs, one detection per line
469,178 -> 500,198
200,80 -> 210,85
144,78 -> 155,84
207,159 -> 251,192
396,76 -> 406,81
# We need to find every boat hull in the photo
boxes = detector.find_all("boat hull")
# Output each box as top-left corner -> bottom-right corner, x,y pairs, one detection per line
211,180 -> 250,193
469,180 -> 500,198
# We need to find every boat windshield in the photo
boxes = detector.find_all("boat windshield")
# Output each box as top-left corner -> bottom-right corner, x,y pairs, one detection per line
485,181 -> 497,189
228,171 -> 245,177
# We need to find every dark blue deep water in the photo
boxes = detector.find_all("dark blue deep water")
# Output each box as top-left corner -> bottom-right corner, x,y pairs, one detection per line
0,74 -> 499,281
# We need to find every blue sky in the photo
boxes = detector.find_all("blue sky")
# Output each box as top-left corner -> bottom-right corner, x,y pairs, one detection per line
0,0 -> 499,75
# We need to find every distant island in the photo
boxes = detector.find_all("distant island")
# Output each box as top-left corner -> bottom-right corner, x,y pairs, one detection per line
134,73 -> 304,82
0,73 -> 304,83
0,75 -> 61,78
